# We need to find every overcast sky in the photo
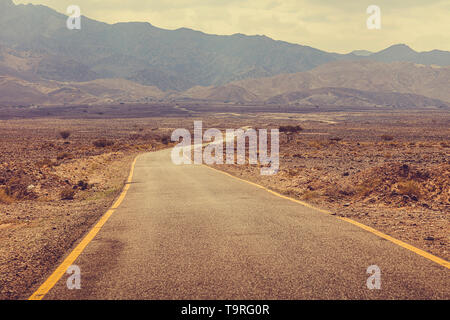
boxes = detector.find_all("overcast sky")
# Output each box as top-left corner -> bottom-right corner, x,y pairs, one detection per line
15,0 -> 450,53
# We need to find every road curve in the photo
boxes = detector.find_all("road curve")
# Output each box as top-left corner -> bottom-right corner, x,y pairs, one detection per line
40,149 -> 449,299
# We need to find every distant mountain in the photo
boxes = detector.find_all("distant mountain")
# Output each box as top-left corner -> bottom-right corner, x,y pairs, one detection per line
0,75 -> 164,106
182,60 -> 450,107
347,44 -> 450,66
0,0 -> 338,90
2,55 -> 449,108
265,87 -> 448,108
0,45 -> 164,105
370,44 -> 450,66
1,0 -> 449,92
186,84 -> 259,103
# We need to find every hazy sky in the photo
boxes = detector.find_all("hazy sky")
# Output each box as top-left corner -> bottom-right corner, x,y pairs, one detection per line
15,0 -> 450,53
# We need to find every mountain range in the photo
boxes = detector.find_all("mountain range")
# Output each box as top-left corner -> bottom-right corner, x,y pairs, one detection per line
0,0 -> 449,108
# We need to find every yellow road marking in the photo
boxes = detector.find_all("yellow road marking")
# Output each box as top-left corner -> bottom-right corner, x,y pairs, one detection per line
204,165 -> 450,270
337,217 -> 450,269
29,156 -> 138,300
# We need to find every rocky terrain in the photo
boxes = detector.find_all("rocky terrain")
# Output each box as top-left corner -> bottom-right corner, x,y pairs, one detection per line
184,61 -> 450,105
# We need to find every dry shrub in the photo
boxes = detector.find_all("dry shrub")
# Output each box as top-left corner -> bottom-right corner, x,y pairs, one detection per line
337,183 -> 356,196
302,190 -> 320,200
59,131 -> 71,139
285,168 -> 298,177
60,187 -> 76,200
324,182 -> 355,199
4,177 -> 37,201
57,152 -> 72,160
37,158 -> 55,168
397,180 -> 421,198
357,181 -> 376,197
324,187 -> 340,199
160,135 -> 171,145
279,125 -> 303,133
0,188 -> 14,204
381,135 -> 394,141
309,140 -> 327,149
76,180 -> 89,190
93,139 -> 114,148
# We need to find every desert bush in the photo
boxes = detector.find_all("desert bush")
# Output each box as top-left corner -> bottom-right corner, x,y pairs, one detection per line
285,168 -> 299,177
36,158 -> 55,168
160,135 -> 171,145
60,187 -> 76,200
57,152 -> 72,160
77,180 -> 89,190
324,186 -> 341,199
0,188 -> 14,204
93,139 -> 114,148
5,176 -> 37,200
381,135 -> 394,141
337,184 -> 356,196
357,182 -> 375,197
398,180 -> 421,198
309,140 -> 327,149
301,190 -> 320,200
279,125 -> 303,133
59,131 -> 71,139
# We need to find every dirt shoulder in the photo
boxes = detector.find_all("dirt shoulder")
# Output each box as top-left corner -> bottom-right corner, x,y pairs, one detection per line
0,153 -> 135,299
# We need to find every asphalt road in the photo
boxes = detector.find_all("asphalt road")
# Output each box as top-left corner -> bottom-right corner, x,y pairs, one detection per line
42,149 -> 449,299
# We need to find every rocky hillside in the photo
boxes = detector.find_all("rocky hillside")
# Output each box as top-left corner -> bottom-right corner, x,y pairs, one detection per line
183,61 -> 450,107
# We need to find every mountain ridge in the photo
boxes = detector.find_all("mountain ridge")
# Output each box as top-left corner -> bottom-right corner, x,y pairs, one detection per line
179,60 -> 450,106
1,1 -> 450,92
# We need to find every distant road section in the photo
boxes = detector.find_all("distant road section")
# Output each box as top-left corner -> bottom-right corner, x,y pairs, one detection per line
40,149 -> 448,299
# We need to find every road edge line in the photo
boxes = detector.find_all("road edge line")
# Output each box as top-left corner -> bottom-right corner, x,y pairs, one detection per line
204,165 -> 450,270
28,156 -> 138,300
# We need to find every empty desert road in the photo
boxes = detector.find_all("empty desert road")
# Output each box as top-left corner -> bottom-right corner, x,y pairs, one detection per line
35,149 -> 449,300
